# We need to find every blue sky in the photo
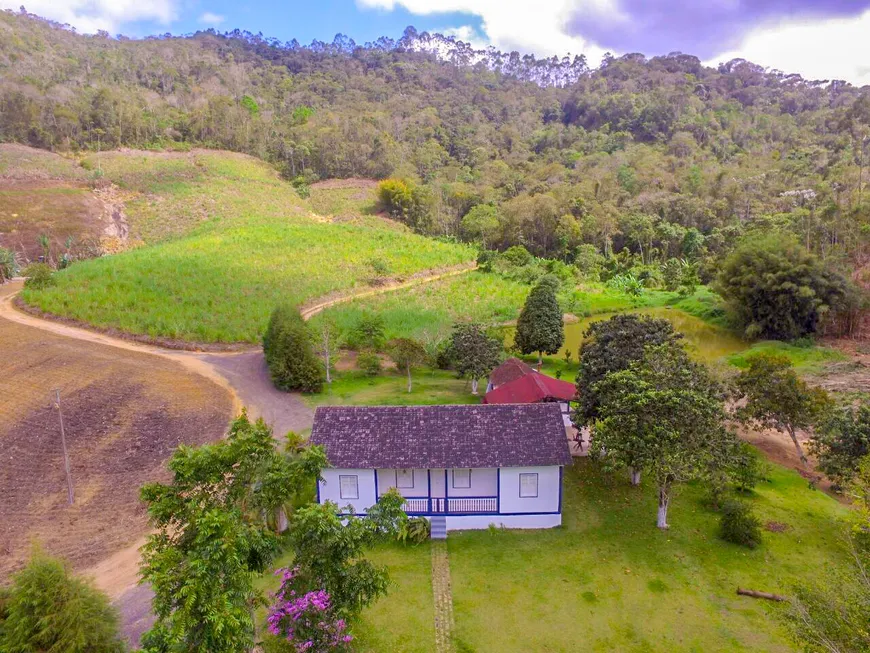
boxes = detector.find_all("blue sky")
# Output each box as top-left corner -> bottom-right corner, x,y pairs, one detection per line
5,0 -> 870,85
134,0 -> 484,46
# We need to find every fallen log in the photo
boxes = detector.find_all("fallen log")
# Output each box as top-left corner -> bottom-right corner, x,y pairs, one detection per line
736,587 -> 787,602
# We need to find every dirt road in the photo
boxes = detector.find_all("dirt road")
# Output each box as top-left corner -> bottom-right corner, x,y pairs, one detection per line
1,264 -> 475,646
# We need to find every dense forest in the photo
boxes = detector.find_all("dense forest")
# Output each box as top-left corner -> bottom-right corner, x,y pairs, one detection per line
2,9 -> 870,277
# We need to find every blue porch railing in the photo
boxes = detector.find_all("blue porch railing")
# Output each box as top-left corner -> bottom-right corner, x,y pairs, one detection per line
397,496 -> 498,515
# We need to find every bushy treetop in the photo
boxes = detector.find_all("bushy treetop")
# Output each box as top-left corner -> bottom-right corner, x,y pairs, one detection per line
716,237 -> 852,340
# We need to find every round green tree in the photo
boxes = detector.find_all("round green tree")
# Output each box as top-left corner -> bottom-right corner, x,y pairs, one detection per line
716,236 -> 850,340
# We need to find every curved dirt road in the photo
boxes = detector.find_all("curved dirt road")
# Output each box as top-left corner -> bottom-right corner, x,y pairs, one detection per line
1,263 -> 474,645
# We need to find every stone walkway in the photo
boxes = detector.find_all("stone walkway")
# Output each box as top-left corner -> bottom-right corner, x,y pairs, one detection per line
431,541 -> 456,653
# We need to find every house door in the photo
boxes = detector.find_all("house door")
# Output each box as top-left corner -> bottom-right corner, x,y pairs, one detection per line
430,469 -> 446,513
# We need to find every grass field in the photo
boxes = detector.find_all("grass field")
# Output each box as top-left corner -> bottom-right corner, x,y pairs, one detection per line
20,150 -> 475,343
258,458 -> 848,652
311,271 -> 532,343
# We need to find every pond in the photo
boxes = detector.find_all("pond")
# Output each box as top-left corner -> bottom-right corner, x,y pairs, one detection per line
504,307 -> 749,366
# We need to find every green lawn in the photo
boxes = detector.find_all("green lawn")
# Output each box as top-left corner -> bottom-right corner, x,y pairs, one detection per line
727,340 -> 848,373
20,151 -> 475,343
446,461 -> 848,652
295,459 -> 846,652
305,368 -> 480,407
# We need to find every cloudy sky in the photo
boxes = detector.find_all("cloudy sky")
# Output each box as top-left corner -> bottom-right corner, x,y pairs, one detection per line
5,0 -> 870,85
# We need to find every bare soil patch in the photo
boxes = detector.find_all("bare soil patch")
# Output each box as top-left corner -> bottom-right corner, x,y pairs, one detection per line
0,181 -> 108,263
310,178 -> 378,190
0,306 -> 233,578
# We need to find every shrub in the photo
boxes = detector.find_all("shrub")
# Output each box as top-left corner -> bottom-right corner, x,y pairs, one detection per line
357,350 -> 382,376
366,257 -> 391,286
607,273 -> 644,296
23,263 -> 55,289
733,442 -> 770,493
0,550 -> 126,652
719,500 -> 762,548
348,313 -> 386,351
376,178 -> 432,232
501,245 -> 533,267
263,304 -> 325,393
265,568 -> 352,652
397,517 -> 431,544
0,247 -> 19,282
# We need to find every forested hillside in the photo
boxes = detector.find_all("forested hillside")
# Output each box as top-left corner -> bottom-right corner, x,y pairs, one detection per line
2,9 -> 869,269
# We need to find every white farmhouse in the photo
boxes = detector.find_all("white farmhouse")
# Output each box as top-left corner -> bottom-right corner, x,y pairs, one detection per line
309,403 -> 572,538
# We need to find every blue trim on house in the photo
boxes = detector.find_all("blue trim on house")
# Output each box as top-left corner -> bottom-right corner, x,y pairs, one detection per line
374,468 -> 379,499
338,510 -> 562,518
444,469 -> 448,498
496,469 -> 501,514
427,469 -> 432,514
316,478 -> 321,504
557,466 -> 564,514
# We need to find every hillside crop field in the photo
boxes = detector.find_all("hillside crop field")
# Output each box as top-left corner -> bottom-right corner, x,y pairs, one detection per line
312,271 -> 532,343
18,150 -> 475,343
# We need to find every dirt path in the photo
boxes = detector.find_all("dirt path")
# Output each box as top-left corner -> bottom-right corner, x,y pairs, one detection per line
299,264 -> 476,320
2,264 -> 475,645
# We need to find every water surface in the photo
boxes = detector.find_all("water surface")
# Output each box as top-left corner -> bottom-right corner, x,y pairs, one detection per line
504,307 -> 748,365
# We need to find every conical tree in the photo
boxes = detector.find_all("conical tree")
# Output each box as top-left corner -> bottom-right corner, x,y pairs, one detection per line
263,304 -> 326,393
514,276 -> 564,367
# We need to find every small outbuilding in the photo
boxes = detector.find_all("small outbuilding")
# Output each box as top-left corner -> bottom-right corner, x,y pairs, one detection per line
484,358 -> 577,426
310,403 -> 572,537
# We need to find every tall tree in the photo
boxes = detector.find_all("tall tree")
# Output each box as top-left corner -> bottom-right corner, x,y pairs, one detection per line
449,322 -> 504,394
735,352 -> 832,467
263,304 -> 326,393
593,342 -> 736,528
313,317 -> 342,384
388,337 -> 428,392
139,413 -> 326,653
574,313 -> 682,430
514,276 -> 564,367
811,402 -> 870,490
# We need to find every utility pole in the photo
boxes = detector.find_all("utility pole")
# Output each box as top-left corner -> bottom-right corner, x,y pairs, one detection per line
53,389 -> 74,505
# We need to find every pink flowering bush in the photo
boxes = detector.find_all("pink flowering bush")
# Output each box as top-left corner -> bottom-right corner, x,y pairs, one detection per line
266,567 -> 353,652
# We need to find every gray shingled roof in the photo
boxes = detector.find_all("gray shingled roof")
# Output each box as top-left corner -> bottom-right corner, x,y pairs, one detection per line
309,403 -> 572,469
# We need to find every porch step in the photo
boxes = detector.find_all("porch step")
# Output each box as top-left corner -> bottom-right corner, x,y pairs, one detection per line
430,515 -> 447,540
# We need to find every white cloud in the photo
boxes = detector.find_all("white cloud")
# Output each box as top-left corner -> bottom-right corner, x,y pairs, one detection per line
198,11 -> 225,26
356,0 -> 610,63
2,0 -> 177,33
358,0 -> 870,85
706,10 -> 870,86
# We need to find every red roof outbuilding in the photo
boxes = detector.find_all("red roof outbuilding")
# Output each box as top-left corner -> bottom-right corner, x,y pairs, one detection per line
483,372 -> 577,405
487,357 -> 537,389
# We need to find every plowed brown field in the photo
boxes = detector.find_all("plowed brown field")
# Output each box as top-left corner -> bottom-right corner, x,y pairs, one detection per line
0,283 -> 233,577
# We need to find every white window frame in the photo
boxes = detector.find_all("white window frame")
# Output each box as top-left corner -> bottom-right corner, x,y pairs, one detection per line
519,473 -> 539,498
452,469 -> 471,489
339,475 -> 359,500
396,469 -> 414,489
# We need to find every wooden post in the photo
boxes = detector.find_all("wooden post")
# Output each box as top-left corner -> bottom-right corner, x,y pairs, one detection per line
54,389 -> 74,505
